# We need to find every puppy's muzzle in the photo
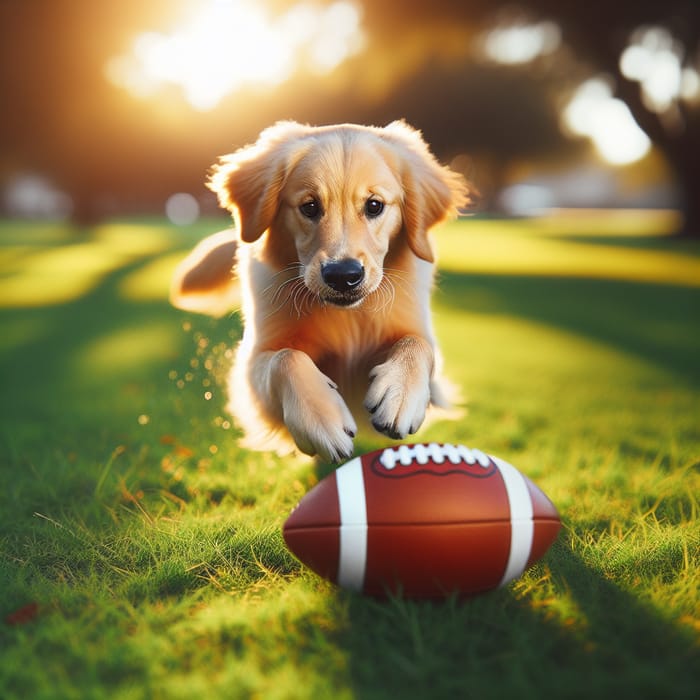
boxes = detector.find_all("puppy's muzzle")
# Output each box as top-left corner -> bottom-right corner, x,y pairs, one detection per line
320,259 -> 365,306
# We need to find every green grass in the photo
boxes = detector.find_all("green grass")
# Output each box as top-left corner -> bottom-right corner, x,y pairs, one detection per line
1,213 -> 698,699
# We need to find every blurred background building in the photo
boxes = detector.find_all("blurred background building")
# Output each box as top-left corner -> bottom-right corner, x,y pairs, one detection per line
1,0 -> 698,234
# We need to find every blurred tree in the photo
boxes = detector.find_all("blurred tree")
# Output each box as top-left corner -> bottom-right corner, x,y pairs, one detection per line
526,0 -> 700,237
527,0 -> 700,236
370,0 -> 700,234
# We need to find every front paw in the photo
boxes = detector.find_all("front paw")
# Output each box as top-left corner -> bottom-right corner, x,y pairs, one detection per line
364,361 -> 431,440
281,370 -> 357,463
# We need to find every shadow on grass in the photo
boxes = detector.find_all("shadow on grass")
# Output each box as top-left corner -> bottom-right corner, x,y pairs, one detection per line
548,232 -> 700,256
436,272 -> 700,386
337,542 -> 699,699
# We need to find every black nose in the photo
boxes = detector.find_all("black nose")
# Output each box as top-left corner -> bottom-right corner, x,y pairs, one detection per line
321,259 -> 365,292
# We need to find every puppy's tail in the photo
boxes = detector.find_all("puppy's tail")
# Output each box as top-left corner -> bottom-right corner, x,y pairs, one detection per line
170,229 -> 240,317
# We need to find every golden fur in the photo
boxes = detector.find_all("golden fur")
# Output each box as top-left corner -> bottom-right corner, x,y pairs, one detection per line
171,120 -> 470,461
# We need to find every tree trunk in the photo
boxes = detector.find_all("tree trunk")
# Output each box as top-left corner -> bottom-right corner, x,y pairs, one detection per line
614,76 -> 700,238
672,149 -> 700,237
536,0 -> 700,238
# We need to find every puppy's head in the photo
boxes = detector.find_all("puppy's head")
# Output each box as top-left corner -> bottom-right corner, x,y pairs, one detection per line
208,120 -> 470,308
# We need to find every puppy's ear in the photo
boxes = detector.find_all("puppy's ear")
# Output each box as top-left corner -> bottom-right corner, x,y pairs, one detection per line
208,121 -> 311,243
383,120 -> 472,263
170,230 -> 240,317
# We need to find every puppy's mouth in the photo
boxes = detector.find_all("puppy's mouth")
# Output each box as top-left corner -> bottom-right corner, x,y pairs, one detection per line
320,290 -> 366,308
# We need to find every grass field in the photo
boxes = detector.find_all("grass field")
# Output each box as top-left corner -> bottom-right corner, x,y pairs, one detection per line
1,213 -> 698,699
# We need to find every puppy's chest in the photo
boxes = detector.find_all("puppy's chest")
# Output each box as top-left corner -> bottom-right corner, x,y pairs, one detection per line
317,343 -> 388,388
315,343 -> 389,416
298,311 -> 394,387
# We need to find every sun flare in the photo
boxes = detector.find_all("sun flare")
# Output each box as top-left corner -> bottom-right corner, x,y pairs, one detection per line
562,78 -> 651,165
106,0 -> 365,111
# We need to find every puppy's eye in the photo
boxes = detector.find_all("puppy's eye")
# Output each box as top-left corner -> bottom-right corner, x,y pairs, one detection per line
364,198 -> 384,218
299,200 -> 321,219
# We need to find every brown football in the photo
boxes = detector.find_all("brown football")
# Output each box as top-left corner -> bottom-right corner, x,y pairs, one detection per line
283,443 -> 561,598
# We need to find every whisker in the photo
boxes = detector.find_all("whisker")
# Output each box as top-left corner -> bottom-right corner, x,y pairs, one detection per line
262,264 -> 303,297
291,279 -> 314,318
384,267 -> 421,299
367,275 -> 396,315
305,287 -> 323,316
271,276 -> 301,306
261,264 -> 306,317
382,266 -> 413,288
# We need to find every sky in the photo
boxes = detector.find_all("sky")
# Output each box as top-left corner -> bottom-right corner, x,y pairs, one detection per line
0,0 -> 695,220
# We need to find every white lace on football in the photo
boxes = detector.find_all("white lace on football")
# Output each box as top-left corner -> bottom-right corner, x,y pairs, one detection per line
379,443 -> 492,470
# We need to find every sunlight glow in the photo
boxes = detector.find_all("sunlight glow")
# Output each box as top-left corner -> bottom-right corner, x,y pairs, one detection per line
436,215 -> 700,289
119,252 -> 192,303
79,323 -> 178,374
481,20 -> 561,65
620,27 -> 681,113
562,78 -> 651,165
681,67 -> 700,102
106,0 -> 365,110
0,225 -> 171,308
619,26 -> 700,112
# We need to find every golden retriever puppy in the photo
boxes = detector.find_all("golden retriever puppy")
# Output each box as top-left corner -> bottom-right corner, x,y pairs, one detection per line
171,120 -> 469,462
